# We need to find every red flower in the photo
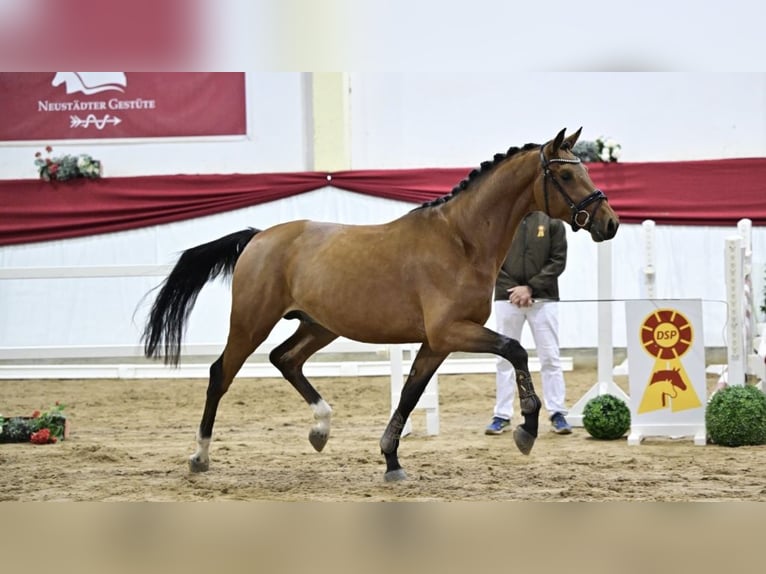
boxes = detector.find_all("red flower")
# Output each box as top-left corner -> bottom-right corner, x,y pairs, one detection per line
32,410 -> 40,418
45,145 -> 53,153
30,428 -> 52,444
35,151 -> 42,158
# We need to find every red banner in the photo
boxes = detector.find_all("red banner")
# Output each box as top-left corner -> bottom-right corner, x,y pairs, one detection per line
0,73 -> 246,141
2,159 -> 766,246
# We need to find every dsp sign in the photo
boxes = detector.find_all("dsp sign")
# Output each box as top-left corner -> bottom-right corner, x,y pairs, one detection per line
625,300 -> 707,445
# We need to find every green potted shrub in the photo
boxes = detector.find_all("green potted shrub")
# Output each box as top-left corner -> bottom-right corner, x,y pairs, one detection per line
706,385 -> 766,447
583,394 -> 631,440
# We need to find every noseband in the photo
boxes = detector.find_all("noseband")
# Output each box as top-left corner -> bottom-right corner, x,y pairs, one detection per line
539,146 -> 607,232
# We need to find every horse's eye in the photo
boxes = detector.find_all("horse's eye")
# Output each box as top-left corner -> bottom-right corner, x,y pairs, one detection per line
560,170 -> 573,181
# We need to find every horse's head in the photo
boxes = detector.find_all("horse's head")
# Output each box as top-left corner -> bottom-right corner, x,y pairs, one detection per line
533,127 -> 619,242
650,368 -> 686,391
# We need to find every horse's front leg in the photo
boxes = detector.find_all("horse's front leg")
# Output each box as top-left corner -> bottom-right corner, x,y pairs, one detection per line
511,363 -> 542,455
430,321 -> 542,455
380,410 -> 407,482
380,346 -> 446,482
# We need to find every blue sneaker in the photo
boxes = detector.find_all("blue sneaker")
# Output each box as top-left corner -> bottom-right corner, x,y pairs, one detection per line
550,412 -> 572,434
485,417 -> 511,435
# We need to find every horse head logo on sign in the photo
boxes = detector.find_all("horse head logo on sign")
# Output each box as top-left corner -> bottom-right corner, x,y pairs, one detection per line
52,73 -> 127,95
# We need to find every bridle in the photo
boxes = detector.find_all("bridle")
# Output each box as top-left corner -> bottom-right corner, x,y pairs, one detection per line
539,145 -> 607,232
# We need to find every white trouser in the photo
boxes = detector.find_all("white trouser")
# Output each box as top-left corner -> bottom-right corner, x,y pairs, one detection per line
493,299 -> 567,421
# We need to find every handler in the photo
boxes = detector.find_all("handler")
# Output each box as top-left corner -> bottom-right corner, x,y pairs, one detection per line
485,211 -> 572,435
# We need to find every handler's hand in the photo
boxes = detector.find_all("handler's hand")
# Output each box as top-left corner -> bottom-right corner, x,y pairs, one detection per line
508,286 -> 533,307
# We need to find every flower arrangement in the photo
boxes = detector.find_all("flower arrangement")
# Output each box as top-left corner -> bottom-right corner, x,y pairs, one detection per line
572,136 -> 622,163
0,402 -> 68,444
34,145 -> 102,181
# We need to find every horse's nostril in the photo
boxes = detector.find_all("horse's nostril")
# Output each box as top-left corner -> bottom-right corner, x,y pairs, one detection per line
607,219 -> 619,238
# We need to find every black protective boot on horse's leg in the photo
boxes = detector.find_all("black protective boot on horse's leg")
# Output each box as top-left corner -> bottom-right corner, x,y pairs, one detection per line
512,369 -> 542,455
496,336 -> 542,454
380,410 -> 408,482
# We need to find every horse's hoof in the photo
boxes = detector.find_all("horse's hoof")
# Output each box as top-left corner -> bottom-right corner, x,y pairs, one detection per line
309,429 -> 329,452
384,469 -> 408,482
513,426 -> 536,455
189,456 -> 210,473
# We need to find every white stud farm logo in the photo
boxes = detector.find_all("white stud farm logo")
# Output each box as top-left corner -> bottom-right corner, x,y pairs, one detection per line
41,72 -> 155,131
52,72 -> 127,95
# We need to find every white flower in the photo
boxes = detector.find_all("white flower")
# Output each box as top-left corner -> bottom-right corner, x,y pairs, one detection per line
77,154 -> 90,169
573,137 -> 621,163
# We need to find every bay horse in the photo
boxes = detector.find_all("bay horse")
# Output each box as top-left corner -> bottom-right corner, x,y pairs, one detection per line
142,127 -> 619,482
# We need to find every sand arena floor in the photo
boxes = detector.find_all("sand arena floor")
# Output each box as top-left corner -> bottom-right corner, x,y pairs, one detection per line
2,365 -> 765,501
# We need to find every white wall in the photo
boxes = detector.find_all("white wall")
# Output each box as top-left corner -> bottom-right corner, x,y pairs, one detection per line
349,73 -> 766,167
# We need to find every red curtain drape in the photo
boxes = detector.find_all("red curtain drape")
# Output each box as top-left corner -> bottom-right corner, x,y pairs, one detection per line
1,158 -> 764,246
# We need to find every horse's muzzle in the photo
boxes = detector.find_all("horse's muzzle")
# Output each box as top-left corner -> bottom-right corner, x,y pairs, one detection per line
590,216 -> 620,242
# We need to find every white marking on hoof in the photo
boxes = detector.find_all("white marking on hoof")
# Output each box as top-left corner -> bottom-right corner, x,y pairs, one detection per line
309,399 -> 332,452
189,434 -> 211,472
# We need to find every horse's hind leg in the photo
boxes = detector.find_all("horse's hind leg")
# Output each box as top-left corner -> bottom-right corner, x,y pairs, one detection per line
380,344 -> 447,482
269,320 -> 339,452
190,326 -> 262,473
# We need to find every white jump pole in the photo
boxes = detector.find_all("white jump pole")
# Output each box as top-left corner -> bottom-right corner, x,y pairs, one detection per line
738,218 -> 755,356
568,240 -> 629,426
642,219 -> 657,299
615,219 -> 656,377
597,241 -> 614,386
736,217 -> 766,391
389,345 -> 440,437
724,235 -> 746,386
736,219 -> 766,390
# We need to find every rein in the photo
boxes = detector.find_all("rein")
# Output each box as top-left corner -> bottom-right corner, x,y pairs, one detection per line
539,146 -> 606,232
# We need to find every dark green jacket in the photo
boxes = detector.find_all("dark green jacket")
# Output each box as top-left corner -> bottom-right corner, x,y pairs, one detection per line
494,211 -> 567,301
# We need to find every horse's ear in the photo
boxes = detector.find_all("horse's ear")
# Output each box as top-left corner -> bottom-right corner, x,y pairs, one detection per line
562,127 -> 582,151
549,128 -> 567,154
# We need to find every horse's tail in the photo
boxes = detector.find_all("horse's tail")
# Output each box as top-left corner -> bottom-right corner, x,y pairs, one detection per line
142,228 -> 259,365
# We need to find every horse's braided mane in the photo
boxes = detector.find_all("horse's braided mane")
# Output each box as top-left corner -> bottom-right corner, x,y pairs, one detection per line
413,142 -> 540,210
